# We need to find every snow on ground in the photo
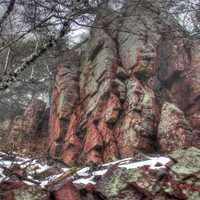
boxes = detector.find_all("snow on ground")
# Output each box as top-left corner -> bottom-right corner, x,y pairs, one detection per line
0,151 -> 171,188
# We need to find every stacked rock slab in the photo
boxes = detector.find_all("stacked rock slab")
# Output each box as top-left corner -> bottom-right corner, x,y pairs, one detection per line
47,1 -> 200,165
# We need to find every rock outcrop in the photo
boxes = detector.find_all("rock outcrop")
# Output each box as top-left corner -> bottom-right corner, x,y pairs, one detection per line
3,0 -> 200,166
94,147 -> 200,200
46,2 -> 200,165
2,1 -> 200,199
48,59 -> 80,164
7,99 -> 49,155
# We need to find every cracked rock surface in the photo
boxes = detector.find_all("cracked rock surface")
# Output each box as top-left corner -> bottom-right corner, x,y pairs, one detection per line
44,3 -> 200,165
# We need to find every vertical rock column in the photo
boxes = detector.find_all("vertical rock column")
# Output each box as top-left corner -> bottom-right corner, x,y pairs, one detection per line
49,4 -> 163,165
115,2 -> 161,157
78,25 -> 124,164
48,55 -> 80,163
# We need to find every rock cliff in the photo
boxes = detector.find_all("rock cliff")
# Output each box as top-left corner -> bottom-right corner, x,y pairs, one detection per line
47,3 -> 200,166
5,1 -> 200,166
1,1 -> 200,199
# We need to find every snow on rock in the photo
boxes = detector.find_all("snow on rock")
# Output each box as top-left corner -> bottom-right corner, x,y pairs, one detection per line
73,176 -> 96,185
0,151 -> 171,188
119,156 -> 171,169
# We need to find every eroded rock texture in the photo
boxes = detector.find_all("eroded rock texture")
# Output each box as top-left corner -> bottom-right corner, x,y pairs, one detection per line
46,3 -> 200,165
4,1 -> 200,165
3,1 -> 200,199
48,50 -> 80,165
94,147 -> 200,200
7,99 -> 49,155
158,102 -> 193,152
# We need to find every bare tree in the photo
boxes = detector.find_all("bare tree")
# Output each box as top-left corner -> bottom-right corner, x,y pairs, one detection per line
0,0 -> 199,122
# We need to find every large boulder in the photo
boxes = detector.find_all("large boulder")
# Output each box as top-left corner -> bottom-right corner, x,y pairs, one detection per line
0,179 -> 81,200
50,179 -> 82,200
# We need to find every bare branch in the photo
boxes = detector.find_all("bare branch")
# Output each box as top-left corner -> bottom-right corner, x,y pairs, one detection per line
0,0 -> 16,29
3,47 -> 10,73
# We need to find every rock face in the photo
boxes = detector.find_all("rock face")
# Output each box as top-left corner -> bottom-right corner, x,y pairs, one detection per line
158,102 -> 193,152
46,2 -> 200,165
7,99 -> 49,155
0,181 -> 49,200
2,1 -> 200,199
3,1 -> 200,165
48,53 -> 80,164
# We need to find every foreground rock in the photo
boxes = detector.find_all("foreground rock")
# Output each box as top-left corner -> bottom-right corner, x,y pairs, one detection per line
0,182 -> 49,200
1,148 -> 200,200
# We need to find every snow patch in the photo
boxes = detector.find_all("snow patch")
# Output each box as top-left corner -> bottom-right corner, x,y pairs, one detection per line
0,151 -> 171,188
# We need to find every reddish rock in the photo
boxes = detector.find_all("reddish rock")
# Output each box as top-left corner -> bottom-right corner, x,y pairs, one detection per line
48,62 -> 79,159
1,180 -> 24,200
0,180 -> 49,200
62,114 -> 81,165
116,77 -> 157,157
4,1 -> 200,167
8,116 -> 24,149
0,180 -> 25,191
80,93 -> 121,164
8,99 -> 48,155
98,121 -> 119,162
83,123 -> 103,164
182,44 -> 200,130
133,43 -> 157,81
102,93 -> 121,124
51,180 -> 81,200
46,3 -> 166,165
3,2 -> 200,200
48,141 -> 62,159
117,113 -> 155,157
94,148 -> 200,200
